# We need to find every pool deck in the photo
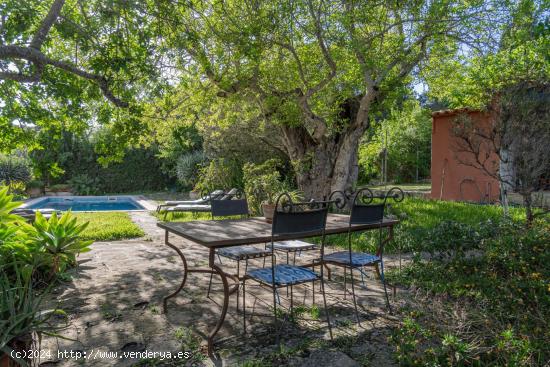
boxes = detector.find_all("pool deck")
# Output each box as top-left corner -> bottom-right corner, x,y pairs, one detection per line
21,195 -> 158,211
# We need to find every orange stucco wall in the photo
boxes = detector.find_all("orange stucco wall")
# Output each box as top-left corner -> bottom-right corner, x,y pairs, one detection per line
430,109 -> 500,202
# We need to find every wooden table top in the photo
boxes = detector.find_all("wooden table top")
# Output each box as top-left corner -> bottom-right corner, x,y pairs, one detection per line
157,214 -> 399,248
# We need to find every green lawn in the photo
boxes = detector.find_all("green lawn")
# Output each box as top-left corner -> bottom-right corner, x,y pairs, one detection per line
75,212 -> 145,241
152,211 -> 211,222
389,197 -> 525,227
326,198 -> 527,253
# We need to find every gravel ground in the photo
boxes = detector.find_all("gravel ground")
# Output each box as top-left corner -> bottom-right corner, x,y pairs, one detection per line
40,211 -> 404,367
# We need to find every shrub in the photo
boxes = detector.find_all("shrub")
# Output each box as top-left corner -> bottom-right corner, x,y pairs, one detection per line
195,158 -> 243,193
68,174 -> 100,195
26,180 -> 44,189
388,219 -> 550,365
176,150 -> 207,190
97,148 -> 174,193
0,154 -> 32,186
30,130 -> 174,193
4,181 -> 27,200
48,183 -> 71,192
243,159 -> 285,213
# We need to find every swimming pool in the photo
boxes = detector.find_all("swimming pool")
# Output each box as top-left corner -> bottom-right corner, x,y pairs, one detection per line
24,196 -> 151,212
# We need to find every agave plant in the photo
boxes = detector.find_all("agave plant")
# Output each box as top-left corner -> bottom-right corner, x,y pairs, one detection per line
23,211 -> 93,278
0,262 -> 66,366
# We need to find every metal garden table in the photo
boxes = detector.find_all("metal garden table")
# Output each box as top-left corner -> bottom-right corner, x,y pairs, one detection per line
157,214 -> 399,358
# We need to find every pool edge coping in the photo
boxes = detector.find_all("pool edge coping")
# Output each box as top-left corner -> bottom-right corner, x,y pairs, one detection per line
22,195 -> 158,212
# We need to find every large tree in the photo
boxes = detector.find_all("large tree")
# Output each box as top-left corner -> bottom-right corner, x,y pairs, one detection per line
1,1 -> 516,196
155,0 -> 502,197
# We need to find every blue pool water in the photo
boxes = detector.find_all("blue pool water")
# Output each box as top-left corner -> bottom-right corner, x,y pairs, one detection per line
26,197 -> 144,211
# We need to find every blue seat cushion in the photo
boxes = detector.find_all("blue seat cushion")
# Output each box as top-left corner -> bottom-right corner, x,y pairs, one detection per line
324,251 -> 380,267
267,240 -> 317,252
217,246 -> 270,260
246,264 -> 319,286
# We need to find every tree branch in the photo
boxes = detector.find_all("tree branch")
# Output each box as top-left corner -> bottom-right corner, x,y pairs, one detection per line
273,40 -> 308,87
0,0 -> 129,107
30,0 -> 66,50
305,0 -> 336,98
0,45 -> 129,107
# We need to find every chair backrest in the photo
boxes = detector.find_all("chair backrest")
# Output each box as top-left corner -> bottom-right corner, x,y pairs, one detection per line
211,198 -> 249,218
349,203 -> 385,225
272,207 -> 329,236
271,193 -> 329,237
348,187 -> 385,225
347,188 -> 387,257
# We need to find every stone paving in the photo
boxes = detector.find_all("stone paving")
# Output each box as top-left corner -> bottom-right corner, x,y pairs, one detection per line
40,211 -> 404,366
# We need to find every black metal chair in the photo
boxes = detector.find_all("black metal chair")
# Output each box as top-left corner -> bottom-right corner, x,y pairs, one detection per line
323,187 -> 401,326
242,193 -> 333,341
207,193 -> 270,309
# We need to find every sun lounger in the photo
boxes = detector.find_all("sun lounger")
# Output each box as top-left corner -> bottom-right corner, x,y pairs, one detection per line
156,189 -> 225,212
160,189 -> 240,220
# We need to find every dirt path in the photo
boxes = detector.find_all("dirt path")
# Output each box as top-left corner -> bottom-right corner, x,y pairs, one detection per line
40,212 -> 404,366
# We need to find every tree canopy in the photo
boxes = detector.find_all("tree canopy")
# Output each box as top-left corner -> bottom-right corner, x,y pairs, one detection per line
0,0 -> 166,151
1,0 -> 547,195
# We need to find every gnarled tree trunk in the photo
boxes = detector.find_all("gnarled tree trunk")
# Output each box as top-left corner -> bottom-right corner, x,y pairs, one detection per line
281,124 -> 366,199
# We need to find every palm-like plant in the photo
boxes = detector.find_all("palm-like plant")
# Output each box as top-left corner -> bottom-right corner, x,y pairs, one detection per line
0,186 -> 24,224
0,187 -> 26,267
22,212 -> 93,277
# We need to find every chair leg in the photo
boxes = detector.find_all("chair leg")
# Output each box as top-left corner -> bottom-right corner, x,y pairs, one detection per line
236,260 -> 240,311
320,277 -> 333,340
275,288 -> 281,305
379,263 -> 393,315
273,286 -> 280,345
343,267 -> 347,300
350,267 -> 361,327
324,263 -> 332,281
286,252 -> 290,296
242,279 -> 247,334
312,264 -> 315,305
290,284 -> 294,314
